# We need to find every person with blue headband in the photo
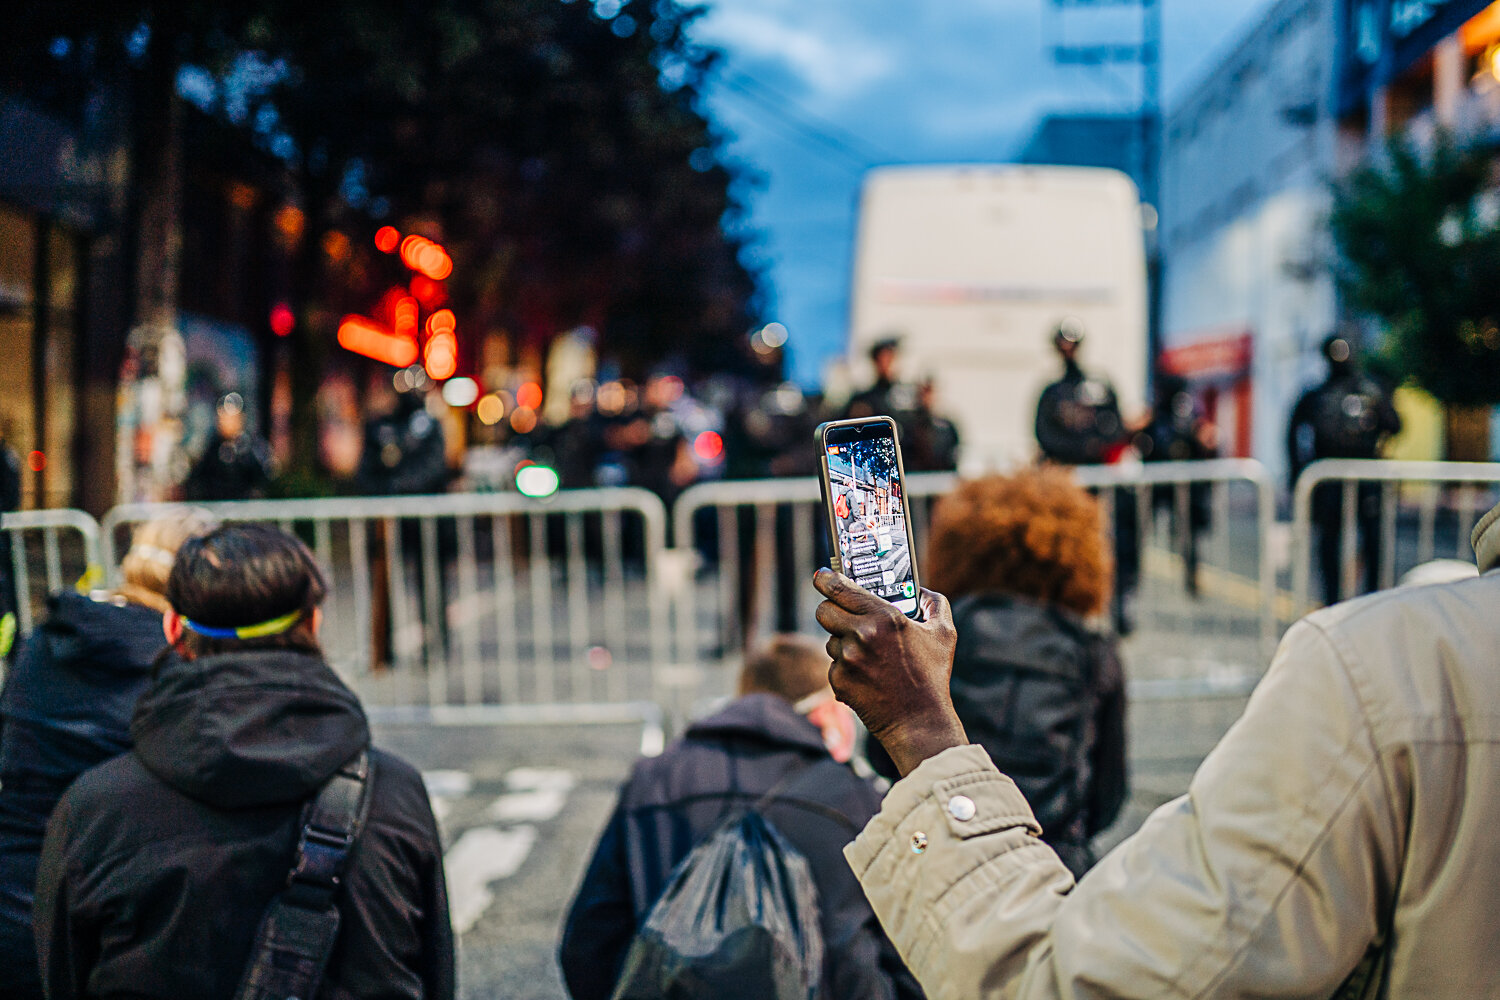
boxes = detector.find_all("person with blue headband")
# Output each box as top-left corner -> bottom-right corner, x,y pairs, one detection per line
34,523 -> 455,1000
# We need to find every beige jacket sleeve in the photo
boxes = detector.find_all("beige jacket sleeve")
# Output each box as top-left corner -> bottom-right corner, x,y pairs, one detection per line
845,619 -> 1403,1000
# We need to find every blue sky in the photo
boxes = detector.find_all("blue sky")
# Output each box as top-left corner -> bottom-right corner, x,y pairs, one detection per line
688,0 -> 1276,385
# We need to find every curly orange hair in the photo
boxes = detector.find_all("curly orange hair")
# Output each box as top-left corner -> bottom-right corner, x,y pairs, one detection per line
925,467 -> 1112,616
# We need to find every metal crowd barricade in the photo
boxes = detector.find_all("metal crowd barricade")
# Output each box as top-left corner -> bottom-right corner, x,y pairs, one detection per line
1074,459 -> 1279,699
668,460 -> 1279,709
100,489 -> 670,722
664,472 -> 956,712
1291,459 -> 1500,615
0,508 -> 102,638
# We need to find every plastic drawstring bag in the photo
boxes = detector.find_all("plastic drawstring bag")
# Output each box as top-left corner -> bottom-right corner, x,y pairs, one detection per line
610,810 -> 824,1000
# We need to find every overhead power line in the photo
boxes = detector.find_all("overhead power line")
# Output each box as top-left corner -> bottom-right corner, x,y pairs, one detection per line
709,69 -> 900,173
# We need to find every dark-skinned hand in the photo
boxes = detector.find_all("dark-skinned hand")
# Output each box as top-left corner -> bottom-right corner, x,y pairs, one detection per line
812,568 -> 968,777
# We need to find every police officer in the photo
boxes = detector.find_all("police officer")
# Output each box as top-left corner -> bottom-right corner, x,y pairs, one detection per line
1288,334 -> 1402,604
845,336 -> 916,430
1035,320 -> 1136,632
183,393 -> 272,501
1135,374 -> 1216,596
357,384 -> 452,665
903,378 -> 961,473
1035,320 -> 1125,465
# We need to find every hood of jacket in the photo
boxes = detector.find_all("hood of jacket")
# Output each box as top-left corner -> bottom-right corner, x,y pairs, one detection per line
130,649 -> 369,809
1473,502 -> 1500,573
0,591 -> 163,725
685,692 -> 829,756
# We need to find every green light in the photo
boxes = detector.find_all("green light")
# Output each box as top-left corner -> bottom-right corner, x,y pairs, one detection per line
516,464 -> 560,498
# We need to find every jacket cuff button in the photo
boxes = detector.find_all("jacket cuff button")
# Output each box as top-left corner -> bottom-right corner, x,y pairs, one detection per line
910,831 -> 928,854
946,794 -> 976,822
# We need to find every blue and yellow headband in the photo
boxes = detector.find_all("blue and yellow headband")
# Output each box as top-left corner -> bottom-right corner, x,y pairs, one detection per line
181,609 -> 303,640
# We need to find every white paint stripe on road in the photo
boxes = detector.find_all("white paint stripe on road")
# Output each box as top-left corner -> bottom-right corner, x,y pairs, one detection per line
490,789 -> 569,823
423,769 -> 475,798
505,767 -> 576,792
445,825 -> 539,934
422,770 -> 475,826
488,767 -> 577,823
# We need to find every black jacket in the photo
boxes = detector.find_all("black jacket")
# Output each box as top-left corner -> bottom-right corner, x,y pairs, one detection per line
0,593 -> 163,1000
34,649 -> 454,1000
867,594 -> 1128,875
1286,370 -> 1402,485
559,694 -> 922,1000
1034,361 -> 1124,465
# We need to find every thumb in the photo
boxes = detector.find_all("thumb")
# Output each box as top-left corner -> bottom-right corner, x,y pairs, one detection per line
918,588 -> 953,630
813,568 -> 888,614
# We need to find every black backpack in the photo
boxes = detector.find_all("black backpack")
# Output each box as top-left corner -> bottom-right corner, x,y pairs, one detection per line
610,779 -> 824,1000
1310,378 -> 1386,458
948,595 -> 1103,872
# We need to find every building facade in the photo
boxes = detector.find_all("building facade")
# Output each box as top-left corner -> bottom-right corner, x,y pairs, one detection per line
1158,0 -> 1342,485
1160,0 -> 1500,482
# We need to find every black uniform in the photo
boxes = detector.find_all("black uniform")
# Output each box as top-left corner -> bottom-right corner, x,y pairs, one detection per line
1287,369 -> 1401,603
1136,379 -> 1215,595
183,431 -> 272,501
358,397 -> 452,660
902,407 -> 960,473
560,694 -> 922,1000
1035,360 -> 1136,631
1035,360 -> 1124,465
35,648 -> 454,1000
0,593 -> 164,1000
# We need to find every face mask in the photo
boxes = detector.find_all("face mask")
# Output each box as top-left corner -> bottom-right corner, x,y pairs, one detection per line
796,688 -> 857,763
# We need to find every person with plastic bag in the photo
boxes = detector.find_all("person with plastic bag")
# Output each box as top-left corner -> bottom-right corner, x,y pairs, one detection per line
863,468 -> 1126,876
558,635 -> 921,1000
0,508 -> 213,1000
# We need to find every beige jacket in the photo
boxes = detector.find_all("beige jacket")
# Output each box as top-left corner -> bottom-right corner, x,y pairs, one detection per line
848,504 -> 1500,999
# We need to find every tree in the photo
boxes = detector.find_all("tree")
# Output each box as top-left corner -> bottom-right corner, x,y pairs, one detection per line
2,0 -> 761,493
1329,132 -> 1500,407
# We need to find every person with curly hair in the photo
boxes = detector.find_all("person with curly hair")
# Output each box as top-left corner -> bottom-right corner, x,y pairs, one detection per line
868,466 -> 1126,874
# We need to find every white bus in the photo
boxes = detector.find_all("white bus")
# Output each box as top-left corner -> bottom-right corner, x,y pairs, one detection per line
848,164 -> 1149,473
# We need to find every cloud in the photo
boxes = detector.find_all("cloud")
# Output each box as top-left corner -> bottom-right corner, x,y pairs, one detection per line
693,5 -> 895,105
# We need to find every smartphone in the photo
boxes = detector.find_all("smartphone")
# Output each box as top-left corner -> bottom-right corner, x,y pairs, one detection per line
815,416 -> 922,619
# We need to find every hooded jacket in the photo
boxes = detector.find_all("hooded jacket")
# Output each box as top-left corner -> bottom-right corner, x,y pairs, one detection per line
559,693 -> 922,1000
34,649 -> 454,1000
843,504 -> 1500,1000
0,592 -> 163,1000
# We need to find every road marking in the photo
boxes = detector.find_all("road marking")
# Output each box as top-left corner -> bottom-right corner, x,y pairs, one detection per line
489,768 -> 576,823
445,826 -> 539,934
434,767 -> 579,934
422,769 -> 474,825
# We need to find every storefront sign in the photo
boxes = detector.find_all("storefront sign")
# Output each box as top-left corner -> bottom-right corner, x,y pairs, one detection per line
1338,0 -> 1492,113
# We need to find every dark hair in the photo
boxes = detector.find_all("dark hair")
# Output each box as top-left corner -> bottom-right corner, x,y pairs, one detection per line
167,523 -> 328,658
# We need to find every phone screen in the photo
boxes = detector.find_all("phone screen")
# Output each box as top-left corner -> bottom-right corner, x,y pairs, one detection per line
822,421 -> 919,617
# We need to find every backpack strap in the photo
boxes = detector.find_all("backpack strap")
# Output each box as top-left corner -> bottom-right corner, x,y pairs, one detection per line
233,748 -> 375,1000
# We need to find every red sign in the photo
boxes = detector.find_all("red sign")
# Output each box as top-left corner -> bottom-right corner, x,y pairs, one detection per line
1159,331 -> 1253,380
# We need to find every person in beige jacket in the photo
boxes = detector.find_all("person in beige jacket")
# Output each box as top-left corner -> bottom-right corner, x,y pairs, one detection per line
812,502 -> 1500,1000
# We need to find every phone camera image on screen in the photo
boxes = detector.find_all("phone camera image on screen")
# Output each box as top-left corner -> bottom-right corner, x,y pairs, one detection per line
825,429 -> 917,615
